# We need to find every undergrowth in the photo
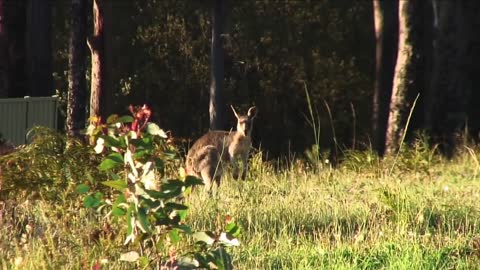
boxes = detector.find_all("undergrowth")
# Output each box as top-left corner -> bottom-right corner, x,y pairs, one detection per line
1,128 -> 480,269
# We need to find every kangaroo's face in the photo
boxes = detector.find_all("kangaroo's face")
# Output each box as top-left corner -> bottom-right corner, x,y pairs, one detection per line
231,106 -> 257,137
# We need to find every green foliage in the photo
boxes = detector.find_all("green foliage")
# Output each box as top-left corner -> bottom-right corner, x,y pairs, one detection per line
78,106 -> 240,268
340,132 -> 442,178
0,127 -> 103,200
389,132 -> 441,175
2,145 -> 480,268
341,148 -> 382,174
50,1 -> 374,156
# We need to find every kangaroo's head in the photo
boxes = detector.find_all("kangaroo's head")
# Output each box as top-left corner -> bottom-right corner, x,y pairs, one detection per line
231,105 -> 257,137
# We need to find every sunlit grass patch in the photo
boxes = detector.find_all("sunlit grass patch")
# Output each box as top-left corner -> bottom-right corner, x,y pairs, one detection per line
2,136 -> 480,269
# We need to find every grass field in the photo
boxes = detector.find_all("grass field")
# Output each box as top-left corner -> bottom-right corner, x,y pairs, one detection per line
1,143 -> 480,269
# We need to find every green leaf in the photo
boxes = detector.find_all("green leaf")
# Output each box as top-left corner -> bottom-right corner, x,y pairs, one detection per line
112,207 -> 127,216
130,138 -> 149,148
141,197 -> 161,209
112,194 -> 127,216
102,180 -> 127,191
138,256 -> 150,268
106,114 -> 119,124
160,179 -> 185,193
178,209 -> 188,220
174,224 -> 193,234
101,135 -> 123,148
76,184 -> 90,194
161,187 -> 183,199
144,186 -> 182,201
185,175 -> 204,187
163,150 -> 177,160
153,211 -> 168,223
165,179 -> 186,188
99,153 -> 124,171
154,158 -> 164,172
99,158 -> 117,171
117,115 -> 134,123
142,136 -> 153,145
225,223 -> 241,237
137,207 -> 151,233
193,231 -> 216,245
128,136 -> 153,149
118,136 -> 127,148
146,123 -> 167,138
182,186 -> 193,197
133,150 -> 148,159
109,172 -> 121,180
169,228 -> 181,244
83,194 -> 102,208
165,202 -> 188,211
193,253 -> 209,268
144,189 -> 167,200
85,171 -> 96,185
109,152 -> 124,163
94,191 -> 103,199
212,247 -> 234,269
126,205 -> 134,236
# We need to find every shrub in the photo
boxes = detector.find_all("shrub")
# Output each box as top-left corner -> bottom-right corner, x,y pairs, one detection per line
78,105 -> 240,269
0,127 -> 101,200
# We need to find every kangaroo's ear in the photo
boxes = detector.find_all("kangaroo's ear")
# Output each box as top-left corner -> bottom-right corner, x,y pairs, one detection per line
230,105 -> 240,119
247,106 -> 257,119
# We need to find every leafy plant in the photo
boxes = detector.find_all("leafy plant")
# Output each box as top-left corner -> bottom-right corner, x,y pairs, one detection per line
0,127 -> 100,200
340,148 -> 381,174
78,104 -> 240,269
385,131 -> 441,176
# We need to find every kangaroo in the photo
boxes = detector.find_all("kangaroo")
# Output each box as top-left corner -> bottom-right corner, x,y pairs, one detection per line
186,106 -> 257,191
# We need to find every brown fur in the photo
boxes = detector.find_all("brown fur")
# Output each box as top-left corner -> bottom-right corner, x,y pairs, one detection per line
186,106 -> 257,191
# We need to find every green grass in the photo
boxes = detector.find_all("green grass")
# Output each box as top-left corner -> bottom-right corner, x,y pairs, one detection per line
2,146 -> 480,269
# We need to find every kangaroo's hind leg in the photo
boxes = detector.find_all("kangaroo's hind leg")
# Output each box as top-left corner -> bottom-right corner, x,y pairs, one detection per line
196,145 -> 222,193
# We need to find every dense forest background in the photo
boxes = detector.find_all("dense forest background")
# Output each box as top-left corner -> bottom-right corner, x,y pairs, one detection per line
1,0 -> 480,159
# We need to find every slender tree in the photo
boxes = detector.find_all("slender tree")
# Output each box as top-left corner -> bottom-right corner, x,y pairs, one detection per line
0,0 -> 7,97
209,0 -> 226,130
372,0 -> 398,156
385,0 -> 421,155
66,0 -> 87,137
88,0 -> 105,123
26,0 -> 53,96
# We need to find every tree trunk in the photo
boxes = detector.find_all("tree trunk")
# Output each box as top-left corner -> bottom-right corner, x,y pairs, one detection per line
0,0 -> 7,97
88,0 -> 105,123
372,0 -> 398,156
26,0 -> 53,96
385,0 -> 421,155
66,0 -> 87,137
209,0 -> 226,130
